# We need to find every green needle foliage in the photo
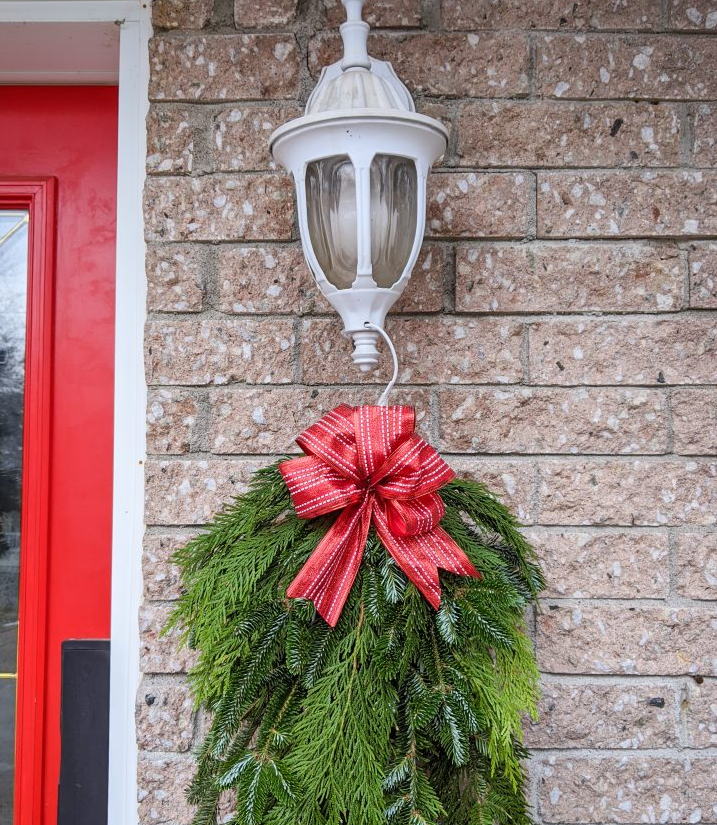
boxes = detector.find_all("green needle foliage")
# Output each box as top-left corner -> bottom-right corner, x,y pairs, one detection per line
167,462 -> 545,825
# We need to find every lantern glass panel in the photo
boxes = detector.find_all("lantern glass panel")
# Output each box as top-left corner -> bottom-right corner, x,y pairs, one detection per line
306,155 -> 357,290
369,154 -> 417,288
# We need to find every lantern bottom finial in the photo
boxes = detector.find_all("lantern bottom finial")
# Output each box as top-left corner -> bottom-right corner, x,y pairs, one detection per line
351,329 -> 380,371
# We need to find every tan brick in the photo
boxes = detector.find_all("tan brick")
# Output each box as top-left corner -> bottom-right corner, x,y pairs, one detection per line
140,602 -> 198,674
689,242 -> 717,308
152,0 -> 213,29
147,389 -> 200,454
443,0 -> 661,30
538,170 -> 717,239
457,101 -> 681,168
234,0 -> 298,27
537,459 -> 717,526
208,387 -> 432,455
670,0 -> 717,29
686,681 -> 717,746
536,755 -> 717,823
216,245 -> 312,314
529,529 -> 670,598
392,245 -> 445,313
527,681 -> 679,749
456,242 -> 683,314
143,532 -> 194,601
145,458 -> 266,525
672,389 -> 717,455
138,753 -> 195,825
538,604 -> 717,675
300,317 -> 524,385
136,679 -> 195,752
692,104 -> 717,166
675,531 -> 717,599
324,0 -> 422,27
427,173 -> 530,239
212,105 -> 301,172
450,457 -> 536,524
144,174 -> 294,242
149,34 -> 299,101
529,318 -> 717,386
146,108 -> 194,174
439,387 -> 668,455
536,34 -> 717,100
309,32 -> 530,97
146,318 -> 295,386
146,244 -> 205,312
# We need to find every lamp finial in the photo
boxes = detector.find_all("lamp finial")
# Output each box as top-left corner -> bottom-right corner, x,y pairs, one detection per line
340,0 -> 370,71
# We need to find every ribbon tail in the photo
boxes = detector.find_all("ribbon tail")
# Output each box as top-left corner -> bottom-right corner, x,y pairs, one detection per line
286,501 -> 372,627
374,510 -> 480,611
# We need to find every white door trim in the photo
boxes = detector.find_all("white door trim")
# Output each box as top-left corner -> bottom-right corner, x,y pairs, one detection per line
0,3 -> 150,824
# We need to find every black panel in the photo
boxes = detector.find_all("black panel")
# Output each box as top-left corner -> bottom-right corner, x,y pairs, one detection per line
57,639 -> 110,825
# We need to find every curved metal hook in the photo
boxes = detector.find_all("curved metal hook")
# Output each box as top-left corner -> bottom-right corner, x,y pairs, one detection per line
364,321 -> 399,406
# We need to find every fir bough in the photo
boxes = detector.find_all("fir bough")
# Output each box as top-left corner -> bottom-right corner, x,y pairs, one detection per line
167,462 -> 545,825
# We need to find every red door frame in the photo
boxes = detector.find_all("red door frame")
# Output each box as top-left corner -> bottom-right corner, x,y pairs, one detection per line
0,177 -> 57,825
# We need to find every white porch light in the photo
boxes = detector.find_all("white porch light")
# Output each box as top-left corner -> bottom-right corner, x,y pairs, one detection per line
270,0 -> 448,371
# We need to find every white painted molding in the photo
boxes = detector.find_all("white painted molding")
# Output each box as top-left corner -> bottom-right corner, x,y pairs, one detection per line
0,3 -> 150,824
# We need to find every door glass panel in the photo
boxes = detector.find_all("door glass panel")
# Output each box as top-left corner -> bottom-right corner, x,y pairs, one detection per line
0,209 -> 29,821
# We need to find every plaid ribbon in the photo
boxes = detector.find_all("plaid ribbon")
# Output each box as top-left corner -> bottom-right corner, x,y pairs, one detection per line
279,405 -> 480,627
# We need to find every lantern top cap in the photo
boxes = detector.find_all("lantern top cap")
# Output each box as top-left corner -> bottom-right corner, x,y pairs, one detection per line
305,0 -> 416,116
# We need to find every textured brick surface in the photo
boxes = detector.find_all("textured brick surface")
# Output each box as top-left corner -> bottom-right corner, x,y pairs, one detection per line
427,173 -> 530,238
538,170 -> 717,238
686,681 -> 717,746
149,35 -> 300,101
140,602 -> 198,674
670,0 -> 717,29
456,242 -> 684,313
208,386 -> 432,454
144,174 -> 294,242
145,458 -> 266,525
536,35 -> 717,100
538,459 -> 717,526
537,604 -> 717,675
672,389 -> 717,455
300,317 -> 524,385
439,387 -> 667,454
152,0 -> 213,29
146,108 -> 194,174
529,318 -> 717,386
309,32 -> 530,97
527,681 -> 679,749
458,101 -> 681,168
443,0 -> 662,30
146,244 -> 205,312
689,242 -> 717,307
141,1 -> 717,818
529,529 -> 670,598
212,105 -> 301,172
147,389 -> 200,454
234,0 -> 298,27
146,318 -> 295,385
136,679 -> 195,752
537,755 -> 717,823
675,531 -> 717,600
143,532 -> 194,600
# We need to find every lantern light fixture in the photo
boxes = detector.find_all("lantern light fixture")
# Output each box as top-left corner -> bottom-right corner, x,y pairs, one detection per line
270,0 -> 448,372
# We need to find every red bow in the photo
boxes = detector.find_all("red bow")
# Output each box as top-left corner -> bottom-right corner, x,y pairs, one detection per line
279,405 -> 480,627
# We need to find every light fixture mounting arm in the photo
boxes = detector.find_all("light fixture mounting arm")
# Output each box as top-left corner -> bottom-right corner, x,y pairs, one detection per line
340,0 -> 371,71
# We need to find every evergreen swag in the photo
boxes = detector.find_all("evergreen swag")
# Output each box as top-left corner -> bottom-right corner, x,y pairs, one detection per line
167,461 -> 545,825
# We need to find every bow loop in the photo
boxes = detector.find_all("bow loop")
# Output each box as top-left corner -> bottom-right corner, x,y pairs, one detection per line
280,405 -> 480,626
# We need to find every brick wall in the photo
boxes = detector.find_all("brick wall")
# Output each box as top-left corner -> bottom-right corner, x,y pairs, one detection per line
139,0 -> 717,822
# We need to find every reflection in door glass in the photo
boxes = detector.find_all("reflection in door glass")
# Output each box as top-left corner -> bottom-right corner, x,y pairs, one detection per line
0,210 -> 28,822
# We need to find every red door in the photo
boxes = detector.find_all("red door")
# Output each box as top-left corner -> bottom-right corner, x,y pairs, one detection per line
0,86 -> 118,825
